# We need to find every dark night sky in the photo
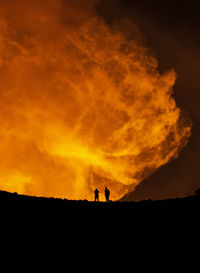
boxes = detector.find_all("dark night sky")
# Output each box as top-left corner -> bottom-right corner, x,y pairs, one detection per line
97,0 -> 200,200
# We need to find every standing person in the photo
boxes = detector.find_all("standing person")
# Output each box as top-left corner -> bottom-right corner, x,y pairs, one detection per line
105,187 -> 110,202
94,188 -> 100,202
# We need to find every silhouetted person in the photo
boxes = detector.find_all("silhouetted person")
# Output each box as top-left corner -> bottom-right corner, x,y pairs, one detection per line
94,188 -> 100,202
105,187 -> 110,202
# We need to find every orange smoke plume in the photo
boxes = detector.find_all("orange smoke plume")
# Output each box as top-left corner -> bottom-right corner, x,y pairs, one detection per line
0,0 -> 191,200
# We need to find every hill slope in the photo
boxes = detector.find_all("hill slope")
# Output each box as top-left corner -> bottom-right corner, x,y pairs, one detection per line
1,189 -> 200,213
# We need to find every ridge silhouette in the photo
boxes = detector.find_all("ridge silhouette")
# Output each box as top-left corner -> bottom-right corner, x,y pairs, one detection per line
0,188 -> 200,210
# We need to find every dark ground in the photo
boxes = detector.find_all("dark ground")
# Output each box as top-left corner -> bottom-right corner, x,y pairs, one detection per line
1,189 -> 200,217
1,189 -> 199,272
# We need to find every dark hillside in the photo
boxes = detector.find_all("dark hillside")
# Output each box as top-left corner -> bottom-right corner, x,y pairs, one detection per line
1,189 -> 198,272
1,189 -> 200,219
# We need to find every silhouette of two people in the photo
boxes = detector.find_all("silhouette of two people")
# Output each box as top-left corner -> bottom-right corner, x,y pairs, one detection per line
94,187 -> 110,202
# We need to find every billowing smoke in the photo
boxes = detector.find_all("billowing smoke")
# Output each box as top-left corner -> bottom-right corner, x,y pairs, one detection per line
0,0 -> 191,200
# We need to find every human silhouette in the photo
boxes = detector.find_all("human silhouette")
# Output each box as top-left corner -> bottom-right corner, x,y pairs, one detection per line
94,188 -> 100,202
105,187 -> 110,202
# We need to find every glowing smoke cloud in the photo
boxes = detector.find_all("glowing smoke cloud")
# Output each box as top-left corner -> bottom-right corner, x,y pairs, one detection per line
0,0 -> 191,200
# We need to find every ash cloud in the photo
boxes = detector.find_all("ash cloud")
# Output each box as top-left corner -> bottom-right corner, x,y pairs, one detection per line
0,0 -> 194,200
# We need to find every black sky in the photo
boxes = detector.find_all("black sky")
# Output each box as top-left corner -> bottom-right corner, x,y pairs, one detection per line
96,0 -> 200,200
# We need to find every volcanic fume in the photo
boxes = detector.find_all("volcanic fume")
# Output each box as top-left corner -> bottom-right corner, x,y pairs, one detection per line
0,0 -> 191,200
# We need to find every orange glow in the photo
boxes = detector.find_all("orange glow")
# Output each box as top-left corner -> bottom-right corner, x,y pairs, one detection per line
0,1 -> 191,200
